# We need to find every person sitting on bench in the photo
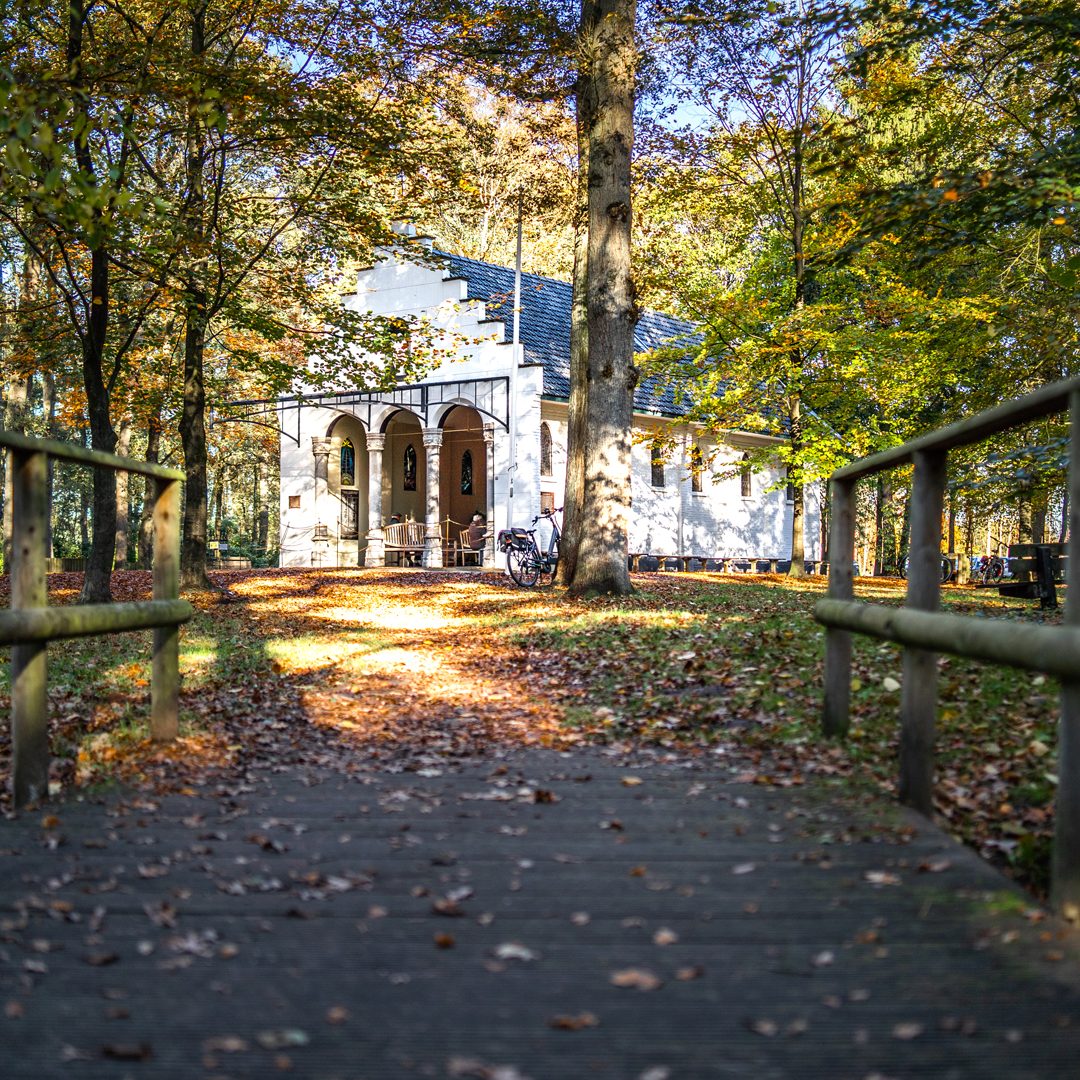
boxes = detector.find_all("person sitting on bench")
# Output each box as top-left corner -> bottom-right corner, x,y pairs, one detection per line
467,512 -> 488,566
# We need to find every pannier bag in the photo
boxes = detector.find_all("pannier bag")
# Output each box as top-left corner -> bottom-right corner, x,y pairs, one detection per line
497,528 -> 531,553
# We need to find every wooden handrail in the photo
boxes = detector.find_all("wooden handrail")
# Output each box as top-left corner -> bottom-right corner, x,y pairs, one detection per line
814,377 -> 1080,920
5,436 -> 191,808
0,429 -> 185,480
832,374 -> 1080,482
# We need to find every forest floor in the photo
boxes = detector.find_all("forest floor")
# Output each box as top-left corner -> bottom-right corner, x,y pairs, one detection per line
0,567 -> 1065,898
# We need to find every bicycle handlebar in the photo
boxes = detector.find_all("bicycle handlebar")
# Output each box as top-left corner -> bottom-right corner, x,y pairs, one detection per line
530,506 -> 563,525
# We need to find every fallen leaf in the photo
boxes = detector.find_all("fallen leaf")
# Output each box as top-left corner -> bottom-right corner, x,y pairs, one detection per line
610,968 -> 662,991
653,927 -> 679,946
892,1022 -> 924,1040
746,1018 -> 778,1037
203,1036 -> 249,1053
548,1012 -> 599,1030
493,943 -> 538,962
102,1043 -> 153,1061
256,1029 -> 310,1050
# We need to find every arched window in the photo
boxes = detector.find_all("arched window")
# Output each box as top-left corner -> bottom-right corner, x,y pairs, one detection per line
540,423 -> 552,477
403,444 -> 417,490
461,449 -> 474,495
340,438 -> 355,487
690,444 -> 704,493
651,442 -> 665,488
740,454 -> 752,498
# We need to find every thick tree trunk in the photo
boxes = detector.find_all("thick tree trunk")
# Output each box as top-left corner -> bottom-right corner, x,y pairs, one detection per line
568,0 -> 636,597
114,418 -> 132,567
68,1 -> 117,602
180,307 -> 212,589
79,246 -> 118,603
138,409 -> 161,568
557,96 -> 590,587
179,2 -> 214,591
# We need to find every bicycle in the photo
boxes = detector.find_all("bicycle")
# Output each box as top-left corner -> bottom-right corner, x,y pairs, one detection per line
972,552 -> 1006,586
899,554 -> 954,584
498,508 -> 561,587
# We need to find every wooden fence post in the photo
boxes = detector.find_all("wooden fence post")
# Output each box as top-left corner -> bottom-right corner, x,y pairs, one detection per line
899,448 -> 947,815
822,477 -> 855,737
1053,391 -> 1080,921
151,476 -> 181,741
11,448 -> 48,806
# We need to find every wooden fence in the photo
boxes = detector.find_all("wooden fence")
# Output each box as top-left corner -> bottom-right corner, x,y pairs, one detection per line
0,432 -> 193,808
816,380 -> 1080,920
815,376 -> 1080,919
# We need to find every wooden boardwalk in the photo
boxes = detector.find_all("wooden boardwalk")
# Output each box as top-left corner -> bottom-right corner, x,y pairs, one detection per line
2,748 -> 1079,1078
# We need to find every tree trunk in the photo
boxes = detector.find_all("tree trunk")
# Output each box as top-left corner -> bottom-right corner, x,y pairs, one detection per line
179,1 -> 214,591
786,396 -> 806,576
568,0 -> 636,597
256,460 -> 270,551
114,417 -> 132,567
68,0 -> 117,602
79,429 -> 90,554
1031,487 -> 1047,546
2,373 -> 32,569
1018,495 -> 1032,543
138,408 -> 161,568
557,93 -> 590,587
43,371 -> 58,557
873,476 -> 884,576
79,246 -> 118,602
1061,488 -> 1070,544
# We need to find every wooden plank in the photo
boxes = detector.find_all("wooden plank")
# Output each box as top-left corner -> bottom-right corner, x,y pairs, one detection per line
1053,388 -> 1080,922
0,429 -> 185,480
0,598 -> 192,645
822,478 -> 855,737
10,447 -> 48,807
899,449 -> 945,816
152,477 -> 183,742
833,374 -> 1080,482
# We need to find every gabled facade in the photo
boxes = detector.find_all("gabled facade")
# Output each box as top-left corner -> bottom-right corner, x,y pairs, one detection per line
277,234 -> 820,569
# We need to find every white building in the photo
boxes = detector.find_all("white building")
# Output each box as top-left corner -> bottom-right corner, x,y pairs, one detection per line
273,233 -> 820,569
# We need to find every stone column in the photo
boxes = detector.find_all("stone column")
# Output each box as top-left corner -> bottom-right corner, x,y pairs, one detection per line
422,428 -> 443,568
484,424 -> 497,567
311,437 -> 332,567
365,432 -> 385,566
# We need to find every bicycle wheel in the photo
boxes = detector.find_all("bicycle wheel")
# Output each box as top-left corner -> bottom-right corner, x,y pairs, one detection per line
987,557 -> 1005,583
508,547 -> 540,587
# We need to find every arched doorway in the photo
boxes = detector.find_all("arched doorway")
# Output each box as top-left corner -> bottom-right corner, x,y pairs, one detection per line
440,405 -> 487,535
383,410 -> 425,522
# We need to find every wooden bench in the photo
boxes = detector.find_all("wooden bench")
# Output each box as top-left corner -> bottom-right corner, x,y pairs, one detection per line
999,542 -> 1068,609
383,520 -> 426,566
628,554 -> 825,574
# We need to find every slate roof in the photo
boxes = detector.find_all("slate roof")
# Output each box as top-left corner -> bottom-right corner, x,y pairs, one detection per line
437,251 -> 698,417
